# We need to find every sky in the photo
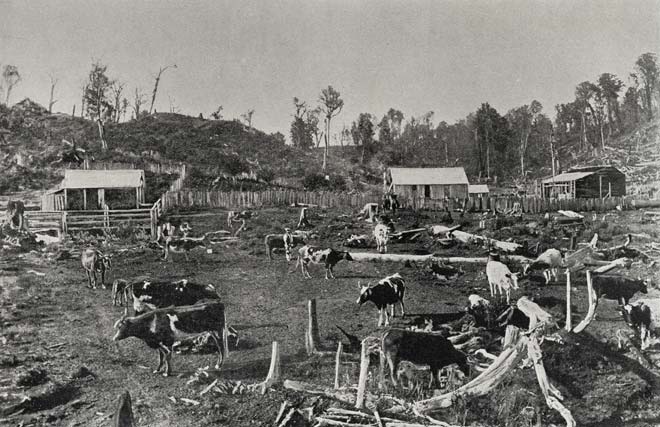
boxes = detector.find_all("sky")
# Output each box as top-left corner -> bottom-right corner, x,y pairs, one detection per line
2,0 -> 659,141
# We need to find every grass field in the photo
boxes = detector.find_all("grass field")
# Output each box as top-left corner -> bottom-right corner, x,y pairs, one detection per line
1,206 -> 660,426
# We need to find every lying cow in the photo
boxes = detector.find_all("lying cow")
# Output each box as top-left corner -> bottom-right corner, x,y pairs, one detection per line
294,245 -> 353,279
356,273 -> 406,327
381,328 -> 469,387
162,234 -> 211,261
592,275 -> 648,306
81,248 -> 112,289
130,278 -> 219,314
113,301 -> 228,376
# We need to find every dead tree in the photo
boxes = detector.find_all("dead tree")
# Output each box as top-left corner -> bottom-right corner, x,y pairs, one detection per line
149,64 -> 177,114
48,74 -> 58,113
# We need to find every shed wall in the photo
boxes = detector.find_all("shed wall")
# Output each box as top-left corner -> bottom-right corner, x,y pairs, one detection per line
575,170 -> 626,198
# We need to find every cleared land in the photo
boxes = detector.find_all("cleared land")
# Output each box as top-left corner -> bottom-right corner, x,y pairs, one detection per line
1,206 -> 660,426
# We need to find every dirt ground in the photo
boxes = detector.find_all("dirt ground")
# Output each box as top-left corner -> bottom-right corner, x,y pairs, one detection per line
1,206 -> 660,426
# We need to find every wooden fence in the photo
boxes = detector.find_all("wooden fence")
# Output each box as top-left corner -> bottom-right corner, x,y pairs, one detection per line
160,189 -> 638,214
160,190 -> 379,211
25,209 -> 153,236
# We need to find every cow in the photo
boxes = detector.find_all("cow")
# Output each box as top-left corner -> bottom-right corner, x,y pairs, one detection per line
264,231 -> 314,261
227,210 -> 252,228
486,254 -> 520,304
373,223 -> 390,254
622,298 -> 660,350
381,328 -> 469,387
130,279 -> 219,314
356,273 -> 406,326
592,275 -> 648,306
81,248 -> 112,289
113,301 -> 228,376
162,234 -> 211,261
523,248 -> 563,284
112,279 -> 131,307
293,245 -> 353,279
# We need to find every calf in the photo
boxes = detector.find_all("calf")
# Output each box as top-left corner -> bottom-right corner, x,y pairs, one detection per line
81,248 -> 112,289
294,245 -> 353,279
356,273 -> 406,326
227,210 -> 252,227
130,278 -> 219,314
112,279 -> 131,307
113,301 -> 228,376
592,275 -> 648,306
373,223 -> 390,254
523,248 -> 563,284
381,328 -> 469,387
622,298 -> 660,350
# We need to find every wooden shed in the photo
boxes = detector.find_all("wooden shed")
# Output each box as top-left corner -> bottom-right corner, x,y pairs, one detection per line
42,169 -> 146,211
468,184 -> 490,198
386,167 -> 469,201
541,166 -> 625,199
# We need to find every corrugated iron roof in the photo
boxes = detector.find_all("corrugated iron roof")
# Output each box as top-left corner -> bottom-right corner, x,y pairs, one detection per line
389,167 -> 469,185
61,169 -> 144,189
541,171 -> 593,184
468,184 -> 490,194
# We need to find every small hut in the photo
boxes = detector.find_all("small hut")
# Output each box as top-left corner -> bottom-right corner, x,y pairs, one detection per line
385,167 -> 469,200
541,166 -> 625,199
468,184 -> 490,198
43,169 -> 146,210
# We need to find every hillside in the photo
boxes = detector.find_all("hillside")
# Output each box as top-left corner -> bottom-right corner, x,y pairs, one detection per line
1,99 -> 659,198
0,99 -> 382,194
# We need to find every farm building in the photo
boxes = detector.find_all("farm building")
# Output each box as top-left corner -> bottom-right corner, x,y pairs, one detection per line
385,167 -> 469,201
468,184 -> 490,198
42,169 -> 146,211
541,166 -> 625,199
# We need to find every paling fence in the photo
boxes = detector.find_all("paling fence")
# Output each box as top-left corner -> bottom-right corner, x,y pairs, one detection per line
25,209 -> 152,236
157,190 -> 641,214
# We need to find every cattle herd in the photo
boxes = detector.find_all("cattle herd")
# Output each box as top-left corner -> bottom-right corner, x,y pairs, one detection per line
80,204 -> 657,393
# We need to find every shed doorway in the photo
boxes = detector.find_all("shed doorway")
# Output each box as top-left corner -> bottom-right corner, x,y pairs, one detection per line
424,185 -> 431,198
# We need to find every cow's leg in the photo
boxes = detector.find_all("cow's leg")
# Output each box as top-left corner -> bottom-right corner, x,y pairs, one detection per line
399,300 -> 405,317
101,269 -> 106,289
154,348 -> 165,374
91,270 -> 97,289
387,356 -> 399,386
383,308 -> 390,326
208,332 -> 224,370
377,308 -> 384,327
552,268 -> 558,282
159,344 -> 173,377
390,303 -> 395,318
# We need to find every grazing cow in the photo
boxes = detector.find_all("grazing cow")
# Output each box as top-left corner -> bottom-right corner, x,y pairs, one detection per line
486,254 -> 520,304
373,223 -> 390,254
468,294 -> 490,309
162,234 -> 211,261
130,279 -> 219,314
523,248 -> 563,284
113,301 -> 228,376
294,245 -> 353,279
112,279 -> 131,307
81,248 -> 112,289
356,273 -> 406,326
264,233 -> 305,261
593,275 -> 648,305
622,299 -> 660,350
381,328 -> 469,387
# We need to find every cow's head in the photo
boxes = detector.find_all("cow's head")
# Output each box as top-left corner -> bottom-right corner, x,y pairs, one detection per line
522,262 -> 532,276
621,304 -> 634,327
356,281 -> 372,306
113,307 -> 132,341
101,255 -> 112,271
343,252 -> 353,262
506,272 -> 521,289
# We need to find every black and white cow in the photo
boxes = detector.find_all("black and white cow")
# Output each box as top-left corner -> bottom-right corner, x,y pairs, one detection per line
162,235 -> 211,262
381,328 -> 469,387
294,245 -> 353,279
113,301 -> 228,376
130,279 -> 219,314
622,298 -> 660,350
356,273 -> 406,326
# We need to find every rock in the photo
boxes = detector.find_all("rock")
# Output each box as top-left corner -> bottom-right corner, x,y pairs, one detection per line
15,368 -> 49,387
70,366 -> 95,379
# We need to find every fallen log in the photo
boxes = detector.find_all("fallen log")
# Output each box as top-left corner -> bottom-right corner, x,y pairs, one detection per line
450,230 -> 523,253
552,216 -> 584,225
592,257 -> 633,275
558,210 -> 584,219
632,199 -> 660,209
348,252 -> 532,265
428,224 -> 462,236
283,380 -> 372,408
389,228 -> 427,241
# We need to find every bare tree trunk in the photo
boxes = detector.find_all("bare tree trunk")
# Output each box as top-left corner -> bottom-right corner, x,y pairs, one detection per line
48,77 -> 58,114
323,118 -> 329,171
97,119 -> 107,150
149,65 -> 176,114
